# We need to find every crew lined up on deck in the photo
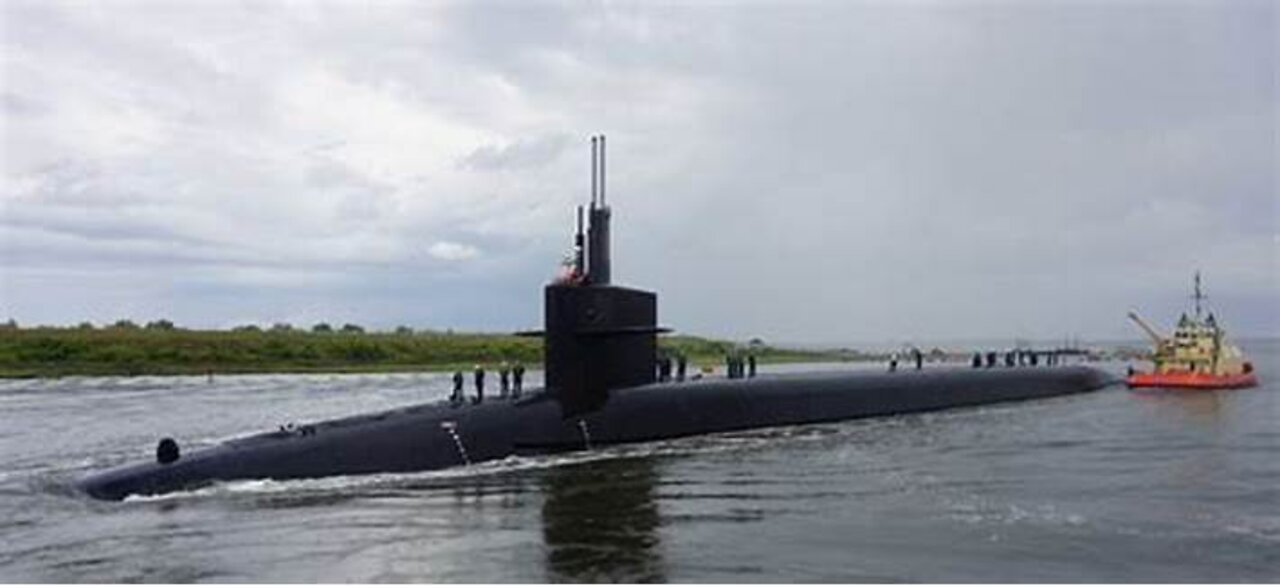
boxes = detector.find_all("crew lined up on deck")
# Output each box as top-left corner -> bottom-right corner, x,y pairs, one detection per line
969,349 -> 1064,369
888,348 -> 925,372
451,345 -> 1073,404
451,362 -> 526,405
881,347 -> 1071,372
724,352 -> 756,379
652,351 -> 759,382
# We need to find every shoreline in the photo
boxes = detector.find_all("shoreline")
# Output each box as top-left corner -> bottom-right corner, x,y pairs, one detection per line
0,328 -> 846,379
0,327 -> 1158,380
0,354 -> 850,380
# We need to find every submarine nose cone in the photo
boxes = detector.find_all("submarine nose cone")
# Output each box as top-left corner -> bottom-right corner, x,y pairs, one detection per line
77,474 -> 127,501
156,438 -> 180,464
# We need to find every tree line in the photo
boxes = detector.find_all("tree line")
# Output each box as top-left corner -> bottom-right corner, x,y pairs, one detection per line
0,318 -> 446,335
0,319 -> 832,378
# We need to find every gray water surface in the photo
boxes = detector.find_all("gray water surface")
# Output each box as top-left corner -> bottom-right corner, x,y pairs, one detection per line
1,346 -> 1278,582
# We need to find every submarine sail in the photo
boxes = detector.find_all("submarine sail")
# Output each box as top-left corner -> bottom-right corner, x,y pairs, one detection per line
545,134 -> 665,416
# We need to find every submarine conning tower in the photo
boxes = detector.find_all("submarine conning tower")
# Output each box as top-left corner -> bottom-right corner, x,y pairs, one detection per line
544,135 -> 663,416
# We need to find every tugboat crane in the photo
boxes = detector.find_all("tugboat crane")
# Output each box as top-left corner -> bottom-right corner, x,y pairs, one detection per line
1127,311 -> 1167,345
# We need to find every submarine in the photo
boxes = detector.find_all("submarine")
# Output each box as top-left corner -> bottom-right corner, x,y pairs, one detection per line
78,135 -> 1117,501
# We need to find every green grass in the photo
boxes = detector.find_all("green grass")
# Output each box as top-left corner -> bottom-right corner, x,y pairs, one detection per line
0,327 -> 842,378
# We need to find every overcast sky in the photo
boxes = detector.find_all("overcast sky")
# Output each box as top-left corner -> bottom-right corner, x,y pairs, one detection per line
1,0 -> 1276,345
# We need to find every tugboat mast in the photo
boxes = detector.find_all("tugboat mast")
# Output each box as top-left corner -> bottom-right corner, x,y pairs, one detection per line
1192,270 -> 1207,320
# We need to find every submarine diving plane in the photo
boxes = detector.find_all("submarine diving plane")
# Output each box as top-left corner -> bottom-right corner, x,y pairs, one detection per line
78,136 -> 1116,500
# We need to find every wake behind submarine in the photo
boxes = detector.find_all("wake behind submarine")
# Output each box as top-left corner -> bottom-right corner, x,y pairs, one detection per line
78,136 -> 1116,501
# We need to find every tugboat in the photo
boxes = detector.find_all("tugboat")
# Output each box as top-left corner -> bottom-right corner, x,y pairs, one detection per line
1126,272 -> 1258,390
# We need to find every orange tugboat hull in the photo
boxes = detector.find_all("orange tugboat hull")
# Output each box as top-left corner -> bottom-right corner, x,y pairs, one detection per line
1126,371 -> 1258,390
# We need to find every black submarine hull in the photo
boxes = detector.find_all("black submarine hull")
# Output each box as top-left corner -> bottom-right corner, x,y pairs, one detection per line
79,365 -> 1115,500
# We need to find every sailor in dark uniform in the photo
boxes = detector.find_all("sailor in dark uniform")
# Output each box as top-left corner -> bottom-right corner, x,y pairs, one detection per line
747,354 -> 757,378
473,365 -> 485,404
451,371 -> 464,403
658,353 -> 672,382
499,364 -> 510,398
676,354 -> 687,382
512,363 -> 525,397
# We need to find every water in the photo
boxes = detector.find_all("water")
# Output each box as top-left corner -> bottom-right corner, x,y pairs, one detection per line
1,344 -> 1277,582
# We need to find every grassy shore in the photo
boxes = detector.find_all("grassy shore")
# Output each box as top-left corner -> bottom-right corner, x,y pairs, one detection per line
0,327 -> 841,378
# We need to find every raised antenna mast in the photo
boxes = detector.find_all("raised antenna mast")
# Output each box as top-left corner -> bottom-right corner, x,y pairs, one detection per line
585,134 -> 611,284
590,136 -> 598,208
599,135 -> 606,207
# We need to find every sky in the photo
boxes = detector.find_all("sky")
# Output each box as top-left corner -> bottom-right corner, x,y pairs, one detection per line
1,0 -> 1276,346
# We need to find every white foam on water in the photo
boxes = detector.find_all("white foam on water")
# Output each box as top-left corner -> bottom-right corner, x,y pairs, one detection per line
945,498 -> 1090,529
111,428 -> 841,504
1216,513 -> 1280,543
117,454 -> 575,503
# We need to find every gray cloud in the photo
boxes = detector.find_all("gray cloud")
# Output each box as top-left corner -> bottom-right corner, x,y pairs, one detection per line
1,0 -> 1274,343
457,133 -> 572,172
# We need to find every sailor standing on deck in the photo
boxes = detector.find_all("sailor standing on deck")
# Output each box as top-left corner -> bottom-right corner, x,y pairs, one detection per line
451,371 -> 464,403
676,354 -> 687,382
512,363 -> 525,397
658,353 -> 672,382
473,365 -> 485,404
748,354 -> 757,378
499,363 -> 510,398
